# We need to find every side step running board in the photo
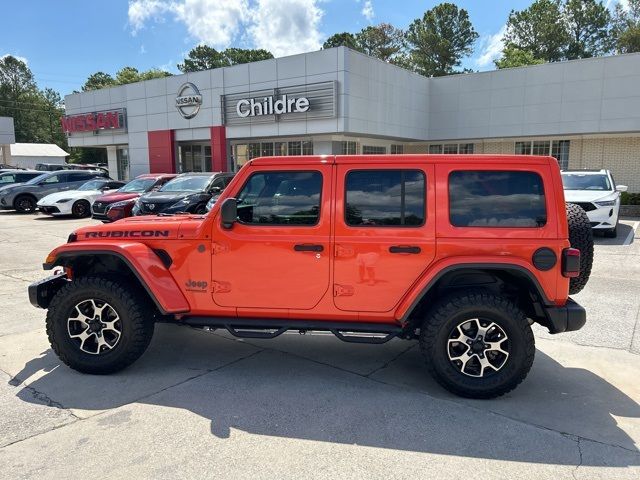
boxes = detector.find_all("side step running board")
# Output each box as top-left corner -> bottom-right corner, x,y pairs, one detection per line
179,317 -> 403,344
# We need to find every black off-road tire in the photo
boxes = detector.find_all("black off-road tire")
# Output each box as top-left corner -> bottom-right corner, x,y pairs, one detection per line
566,203 -> 594,295
419,291 -> 535,399
46,276 -> 155,374
71,199 -> 91,218
14,194 -> 37,213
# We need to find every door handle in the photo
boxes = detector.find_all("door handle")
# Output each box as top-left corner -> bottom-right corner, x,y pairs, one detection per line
294,244 -> 324,252
389,245 -> 421,254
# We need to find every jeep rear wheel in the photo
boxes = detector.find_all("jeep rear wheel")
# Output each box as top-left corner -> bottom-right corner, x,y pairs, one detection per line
46,277 -> 155,374
420,291 -> 535,399
566,203 -> 594,295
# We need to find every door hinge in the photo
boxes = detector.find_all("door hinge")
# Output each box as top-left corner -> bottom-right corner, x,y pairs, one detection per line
335,244 -> 354,257
212,242 -> 228,255
211,280 -> 231,293
333,284 -> 355,297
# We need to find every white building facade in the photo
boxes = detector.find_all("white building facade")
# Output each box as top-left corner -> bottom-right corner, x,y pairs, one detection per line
62,47 -> 640,191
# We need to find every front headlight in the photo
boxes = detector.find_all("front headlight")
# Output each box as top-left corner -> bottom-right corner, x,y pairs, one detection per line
56,198 -> 72,203
109,199 -> 136,208
595,200 -> 616,207
132,198 -> 141,215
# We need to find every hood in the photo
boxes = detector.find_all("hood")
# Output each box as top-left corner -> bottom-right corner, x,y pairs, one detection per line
0,182 -> 24,193
95,192 -> 141,204
73,215 -> 189,241
563,190 -> 617,203
38,190 -> 99,204
140,191 -> 198,203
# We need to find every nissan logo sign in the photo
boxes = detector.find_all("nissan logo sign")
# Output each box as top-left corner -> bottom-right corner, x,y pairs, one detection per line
175,82 -> 203,119
236,95 -> 310,118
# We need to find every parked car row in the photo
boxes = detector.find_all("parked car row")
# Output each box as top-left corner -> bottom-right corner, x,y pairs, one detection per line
0,170 -> 234,220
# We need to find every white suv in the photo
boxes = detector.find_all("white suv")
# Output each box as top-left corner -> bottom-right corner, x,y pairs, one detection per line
561,169 -> 627,238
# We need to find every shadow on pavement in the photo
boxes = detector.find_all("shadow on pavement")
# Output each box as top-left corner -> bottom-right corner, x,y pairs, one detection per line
8,326 -> 640,467
593,223 -> 635,246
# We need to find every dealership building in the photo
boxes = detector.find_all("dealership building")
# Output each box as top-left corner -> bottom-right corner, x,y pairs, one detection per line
62,46 -> 640,191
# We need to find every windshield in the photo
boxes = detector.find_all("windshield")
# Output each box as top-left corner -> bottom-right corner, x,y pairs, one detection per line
159,176 -> 210,192
562,173 -> 611,191
78,180 -> 105,191
118,178 -> 156,193
25,173 -> 50,185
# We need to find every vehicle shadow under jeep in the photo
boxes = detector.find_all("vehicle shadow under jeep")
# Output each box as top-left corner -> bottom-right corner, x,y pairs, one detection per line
8,323 -> 640,467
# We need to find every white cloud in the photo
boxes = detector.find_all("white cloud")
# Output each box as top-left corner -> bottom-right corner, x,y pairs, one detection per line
475,25 -> 506,69
127,0 -> 324,56
139,44 -> 147,54
249,0 -> 323,57
361,0 -> 374,22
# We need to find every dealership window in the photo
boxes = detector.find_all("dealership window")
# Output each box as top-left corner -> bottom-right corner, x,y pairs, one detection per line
459,143 -> 474,154
236,171 -> 323,225
391,144 -> 404,154
443,144 -> 458,154
248,143 -> 261,160
341,141 -> 358,155
288,141 -> 302,155
552,140 -> 570,170
261,142 -> 274,156
429,145 -> 443,154
449,171 -> 547,228
515,141 -> 532,155
275,142 -> 287,156
345,170 -> 425,226
532,140 -> 551,156
116,147 -> 129,181
362,145 -> 386,154
302,140 -> 313,155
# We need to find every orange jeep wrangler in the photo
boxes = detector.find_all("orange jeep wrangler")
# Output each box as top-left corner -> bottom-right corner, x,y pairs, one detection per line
29,155 -> 593,398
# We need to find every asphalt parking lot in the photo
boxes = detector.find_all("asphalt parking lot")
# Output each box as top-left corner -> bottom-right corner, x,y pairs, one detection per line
0,211 -> 639,479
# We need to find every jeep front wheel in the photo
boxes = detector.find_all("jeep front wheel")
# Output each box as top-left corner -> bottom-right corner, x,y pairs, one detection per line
420,291 -> 535,399
46,277 -> 155,374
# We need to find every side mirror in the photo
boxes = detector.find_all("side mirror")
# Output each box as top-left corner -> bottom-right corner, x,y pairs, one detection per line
616,185 -> 628,192
220,198 -> 237,229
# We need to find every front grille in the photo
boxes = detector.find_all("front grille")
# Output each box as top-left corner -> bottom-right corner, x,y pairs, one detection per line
139,202 -> 168,214
575,202 -> 597,212
590,222 -> 600,227
39,206 -> 60,214
92,202 -> 107,214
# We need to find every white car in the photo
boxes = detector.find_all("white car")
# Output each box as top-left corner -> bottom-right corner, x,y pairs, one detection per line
37,179 -> 125,218
562,169 -> 627,238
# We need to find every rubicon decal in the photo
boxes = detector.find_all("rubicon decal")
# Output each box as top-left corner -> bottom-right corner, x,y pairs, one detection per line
84,230 -> 170,238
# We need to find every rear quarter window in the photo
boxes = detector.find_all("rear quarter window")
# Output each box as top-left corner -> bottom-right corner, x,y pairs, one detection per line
449,171 -> 546,228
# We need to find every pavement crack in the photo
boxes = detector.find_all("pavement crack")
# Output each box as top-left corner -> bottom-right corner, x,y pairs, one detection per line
365,343 -> 416,377
572,436 -> 583,480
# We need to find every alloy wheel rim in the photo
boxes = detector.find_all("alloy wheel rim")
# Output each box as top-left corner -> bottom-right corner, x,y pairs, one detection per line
67,299 -> 122,355
447,318 -> 509,378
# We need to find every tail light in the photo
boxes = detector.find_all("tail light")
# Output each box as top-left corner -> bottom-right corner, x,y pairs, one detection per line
562,248 -> 580,278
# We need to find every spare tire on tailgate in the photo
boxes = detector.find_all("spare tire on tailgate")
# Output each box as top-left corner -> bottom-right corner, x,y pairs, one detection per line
566,203 -> 594,295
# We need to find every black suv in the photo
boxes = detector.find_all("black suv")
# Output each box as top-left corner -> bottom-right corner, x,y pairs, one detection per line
133,172 -> 234,216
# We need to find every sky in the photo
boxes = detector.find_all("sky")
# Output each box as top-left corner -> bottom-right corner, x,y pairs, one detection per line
0,0 -> 630,97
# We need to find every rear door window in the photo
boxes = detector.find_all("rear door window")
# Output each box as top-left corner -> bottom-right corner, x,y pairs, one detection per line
449,171 -> 546,227
345,170 -> 425,226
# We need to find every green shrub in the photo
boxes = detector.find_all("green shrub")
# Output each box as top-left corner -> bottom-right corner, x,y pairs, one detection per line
620,192 -> 640,205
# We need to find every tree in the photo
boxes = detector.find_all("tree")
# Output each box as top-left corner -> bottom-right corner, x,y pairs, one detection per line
562,0 -> 612,59
0,55 -> 67,149
323,32 -> 359,50
178,45 -> 274,72
355,23 -> 406,63
495,46 -> 546,69
405,3 -> 479,77
613,0 -> 640,53
81,72 -> 116,91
